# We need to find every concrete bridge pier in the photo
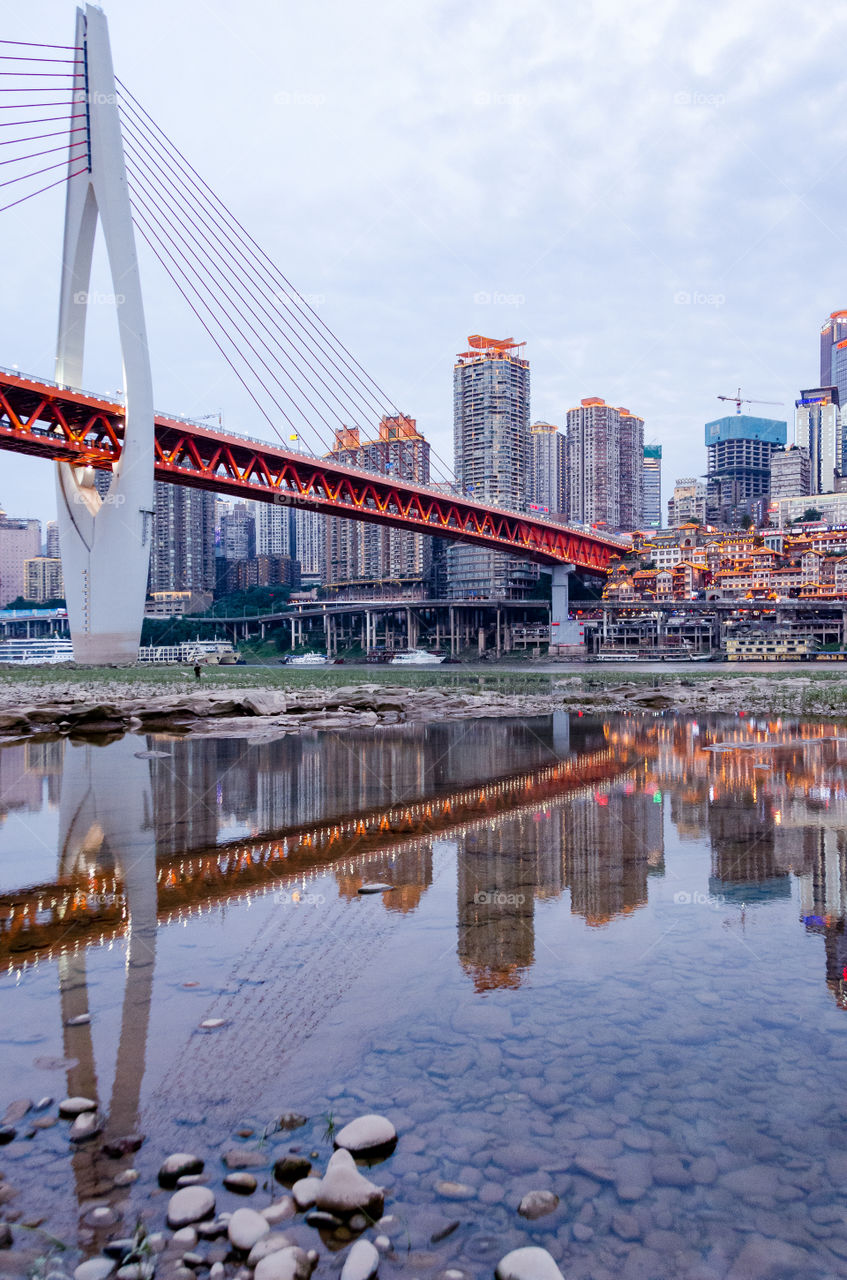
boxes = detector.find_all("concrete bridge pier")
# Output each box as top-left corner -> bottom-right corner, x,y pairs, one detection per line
548,564 -> 585,658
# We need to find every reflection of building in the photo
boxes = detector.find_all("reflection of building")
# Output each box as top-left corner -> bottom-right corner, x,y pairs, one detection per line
335,843 -> 433,914
457,833 -> 537,991
561,788 -> 661,925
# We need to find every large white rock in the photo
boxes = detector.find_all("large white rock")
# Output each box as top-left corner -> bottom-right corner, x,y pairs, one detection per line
167,1186 -> 216,1229
60,1097 -> 97,1118
247,1234 -> 292,1267
340,1238 -> 379,1280
315,1149 -> 384,1219
254,1246 -> 315,1280
334,1115 -> 397,1154
228,1207 -> 271,1251
495,1248 -> 564,1280
74,1260 -> 116,1280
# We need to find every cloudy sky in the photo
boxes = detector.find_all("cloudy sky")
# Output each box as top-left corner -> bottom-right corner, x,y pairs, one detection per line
3,0 -> 847,524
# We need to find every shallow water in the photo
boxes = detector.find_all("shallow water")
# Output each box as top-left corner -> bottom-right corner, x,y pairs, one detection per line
2,711 -> 847,1279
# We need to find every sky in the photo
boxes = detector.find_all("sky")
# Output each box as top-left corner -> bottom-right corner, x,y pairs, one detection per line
2,0 -> 847,526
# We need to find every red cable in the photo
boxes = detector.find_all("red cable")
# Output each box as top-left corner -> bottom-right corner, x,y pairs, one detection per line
0,56 -> 83,63
0,126 -> 86,145
0,139 -> 86,165
0,164 -> 86,213
0,101 -> 76,108
0,151 -> 85,188
0,113 -> 85,127
0,41 -> 82,50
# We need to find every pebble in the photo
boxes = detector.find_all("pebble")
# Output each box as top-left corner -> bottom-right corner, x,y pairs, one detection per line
70,1111 -> 101,1142
83,1206 -> 119,1229
59,1097 -> 97,1117
434,1181 -> 475,1200
227,1207 -> 270,1251
273,1155 -> 312,1185
66,1014 -> 91,1026
0,1127 -> 16,1145
113,1170 -> 140,1187
247,1234 -> 293,1267
262,1198 -> 296,1225
292,1176 -> 321,1210
167,1187 -> 216,1229
199,1019 -> 226,1030
254,1247 -> 315,1280
224,1172 -> 258,1195
374,1236 -> 390,1251
315,1149 -> 384,1218
612,1211 -> 641,1241
277,1113 -> 307,1131
357,884 -> 393,894
334,1114 -> 397,1154
495,1247 -> 564,1280
518,1189 -> 559,1219
74,1262 -> 116,1280
304,1211 -> 341,1230
572,1223 -> 594,1242
159,1154 -> 205,1187
172,1228 -> 199,1248
222,1149 -> 267,1171
2,1100 -> 31,1125
340,1238 -> 379,1280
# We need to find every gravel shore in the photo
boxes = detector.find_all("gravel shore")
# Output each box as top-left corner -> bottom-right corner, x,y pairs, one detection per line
0,667 -> 845,740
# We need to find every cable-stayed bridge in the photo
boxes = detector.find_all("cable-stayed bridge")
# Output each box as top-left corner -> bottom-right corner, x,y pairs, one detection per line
0,7 -> 626,662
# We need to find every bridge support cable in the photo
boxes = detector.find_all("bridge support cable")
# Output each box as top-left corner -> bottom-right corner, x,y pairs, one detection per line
0,40 -> 88,212
114,82 -> 459,486
121,150 -> 372,460
116,102 -> 411,452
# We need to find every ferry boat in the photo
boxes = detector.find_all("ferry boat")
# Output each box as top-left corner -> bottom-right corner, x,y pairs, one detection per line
390,649 -> 446,666
593,645 -> 712,663
137,641 -> 238,665
0,638 -> 74,665
285,652 -> 328,667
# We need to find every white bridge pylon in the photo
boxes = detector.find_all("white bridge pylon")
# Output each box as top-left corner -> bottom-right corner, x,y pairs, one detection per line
55,5 -> 154,665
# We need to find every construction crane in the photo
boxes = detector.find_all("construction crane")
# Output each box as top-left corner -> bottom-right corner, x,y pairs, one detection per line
717,387 -> 783,415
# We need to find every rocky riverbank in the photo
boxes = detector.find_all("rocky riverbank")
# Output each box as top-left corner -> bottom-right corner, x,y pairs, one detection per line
0,1099 -> 565,1280
0,670 -> 845,740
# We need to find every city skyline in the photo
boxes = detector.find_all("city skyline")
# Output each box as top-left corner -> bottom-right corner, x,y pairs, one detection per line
1,0 -> 844,527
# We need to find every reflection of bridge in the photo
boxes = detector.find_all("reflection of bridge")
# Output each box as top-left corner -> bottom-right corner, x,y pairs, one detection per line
0,7 -> 625,662
1,738 -> 634,967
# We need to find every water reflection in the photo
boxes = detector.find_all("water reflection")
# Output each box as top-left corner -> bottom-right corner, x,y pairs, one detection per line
3,711 -> 847,1256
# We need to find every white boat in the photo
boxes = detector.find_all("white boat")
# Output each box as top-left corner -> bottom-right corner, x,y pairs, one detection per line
138,641 -> 238,665
390,650 -> 446,666
286,652 -> 328,667
0,637 -> 74,665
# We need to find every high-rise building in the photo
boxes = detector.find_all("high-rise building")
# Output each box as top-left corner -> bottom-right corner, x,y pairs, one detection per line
255,503 -> 293,558
528,421 -> 566,514
642,444 -> 662,528
294,506 -> 325,581
325,415 -> 431,596
0,511 -> 41,606
220,503 -> 256,561
148,484 -> 216,595
45,521 -> 60,559
667,478 -> 707,527
24,557 -> 63,602
565,397 -> 644,531
769,446 -> 811,501
821,311 -> 847,387
795,387 -> 841,494
448,335 -> 535,598
704,414 -> 787,526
